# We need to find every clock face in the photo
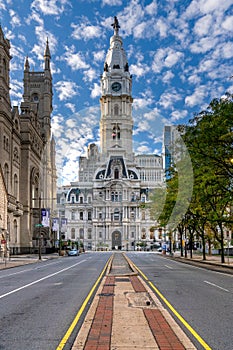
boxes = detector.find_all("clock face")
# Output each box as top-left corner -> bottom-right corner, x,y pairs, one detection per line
111,82 -> 121,92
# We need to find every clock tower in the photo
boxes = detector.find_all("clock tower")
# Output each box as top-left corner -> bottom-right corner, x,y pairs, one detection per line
100,16 -> 133,160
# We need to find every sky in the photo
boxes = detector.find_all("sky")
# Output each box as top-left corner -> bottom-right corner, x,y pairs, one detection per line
1,0 -> 233,185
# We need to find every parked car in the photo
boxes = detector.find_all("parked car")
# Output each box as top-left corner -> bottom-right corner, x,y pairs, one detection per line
68,249 -> 79,256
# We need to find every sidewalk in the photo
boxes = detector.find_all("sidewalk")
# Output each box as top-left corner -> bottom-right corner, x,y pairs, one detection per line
0,253 -> 59,269
72,252 -> 197,350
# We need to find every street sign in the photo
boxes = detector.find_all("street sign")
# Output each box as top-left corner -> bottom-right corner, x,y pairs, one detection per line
1,240 -> 6,244
35,224 -> 43,227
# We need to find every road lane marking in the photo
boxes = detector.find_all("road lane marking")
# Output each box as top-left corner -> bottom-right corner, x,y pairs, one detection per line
204,280 -> 230,292
0,260 -> 86,300
56,256 -> 111,350
164,264 -> 173,269
130,259 -> 212,350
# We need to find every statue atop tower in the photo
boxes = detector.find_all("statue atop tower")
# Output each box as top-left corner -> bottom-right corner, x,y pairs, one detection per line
111,16 -> 120,35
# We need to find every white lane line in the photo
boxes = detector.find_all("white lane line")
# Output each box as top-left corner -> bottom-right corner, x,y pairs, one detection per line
0,259 -> 70,279
204,280 -> 230,292
0,260 -> 86,300
164,264 -> 173,269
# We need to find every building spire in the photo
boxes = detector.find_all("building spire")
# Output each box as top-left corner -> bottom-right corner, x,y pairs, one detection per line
111,16 -> 120,36
44,37 -> 51,71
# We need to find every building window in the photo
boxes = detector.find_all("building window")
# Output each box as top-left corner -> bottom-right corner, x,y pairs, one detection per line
88,211 -> 92,220
111,191 -> 122,202
99,232 -> 102,239
113,208 -> 120,221
14,174 -> 18,198
4,163 -> 9,190
112,125 -> 120,140
71,211 -> 75,220
141,210 -> 145,220
141,228 -> 146,240
14,220 -> 18,243
114,104 -> 119,116
80,196 -> 83,204
114,168 -> 119,179
88,229 -> 92,239
80,212 -> 83,220
71,228 -> 75,239
80,228 -> 84,239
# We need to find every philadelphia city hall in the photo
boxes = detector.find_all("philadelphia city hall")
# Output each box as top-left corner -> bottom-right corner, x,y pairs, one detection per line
57,17 -> 164,251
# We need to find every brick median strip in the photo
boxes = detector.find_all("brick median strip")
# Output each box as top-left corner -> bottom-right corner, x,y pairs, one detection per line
130,275 -> 186,350
84,276 -> 115,350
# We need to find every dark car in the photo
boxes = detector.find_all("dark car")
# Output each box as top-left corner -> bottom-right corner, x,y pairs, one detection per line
68,249 -> 79,256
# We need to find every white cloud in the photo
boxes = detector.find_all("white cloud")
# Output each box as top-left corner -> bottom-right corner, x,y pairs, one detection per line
51,114 -> 65,138
102,0 -> 122,5
194,14 -> 213,36
185,85 -> 207,107
222,15 -> 233,31
185,0 -> 233,17
9,9 -> 21,27
136,144 -> 151,153
162,71 -> 174,84
130,63 -> 149,78
145,0 -> 157,16
63,45 -> 89,70
190,36 -> 218,53
83,68 -> 97,82
93,50 -> 105,62
159,89 -> 182,109
90,83 -> 101,99
152,48 -> 183,73
31,0 -> 70,16
155,18 -> 168,38
71,21 -> 102,41
164,50 -> 183,68
170,109 -> 188,122
65,103 -> 76,113
55,81 -> 80,101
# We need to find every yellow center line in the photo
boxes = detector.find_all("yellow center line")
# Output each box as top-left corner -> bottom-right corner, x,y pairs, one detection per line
56,256 -> 111,350
131,260 -> 212,350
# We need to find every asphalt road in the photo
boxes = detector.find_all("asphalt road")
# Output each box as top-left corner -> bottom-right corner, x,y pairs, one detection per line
0,252 -> 111,350
127,252 -> 233,350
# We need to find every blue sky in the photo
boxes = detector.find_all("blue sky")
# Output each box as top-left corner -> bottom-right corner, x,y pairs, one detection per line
1,0 -> 233,185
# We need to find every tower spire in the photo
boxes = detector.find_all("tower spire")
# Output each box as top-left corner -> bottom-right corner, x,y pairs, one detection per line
44,37 -> 51,71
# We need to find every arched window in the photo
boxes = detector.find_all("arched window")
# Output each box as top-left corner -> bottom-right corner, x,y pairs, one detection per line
112,125 -> 120,140
80,228 -> 84,239
14,174 -> 18,198
88,229 -> 92,239
114,104 -> 119,115
71,228 -> 75,239
14,220 -> 18,243
114,168 -> 119,179
3,163 -> 9,190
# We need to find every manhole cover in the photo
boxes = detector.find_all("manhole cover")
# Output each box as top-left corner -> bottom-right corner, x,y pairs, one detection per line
125,292 -> 157,309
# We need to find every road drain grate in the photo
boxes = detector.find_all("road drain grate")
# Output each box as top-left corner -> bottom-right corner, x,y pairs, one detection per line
115,277 -> 130,282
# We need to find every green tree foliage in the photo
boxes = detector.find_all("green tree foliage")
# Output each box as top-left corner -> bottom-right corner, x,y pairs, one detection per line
149,93 -> 233,263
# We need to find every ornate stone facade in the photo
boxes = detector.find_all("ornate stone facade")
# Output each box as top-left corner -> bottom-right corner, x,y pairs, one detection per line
57,18 -> 164,251
0,27 -> 57,254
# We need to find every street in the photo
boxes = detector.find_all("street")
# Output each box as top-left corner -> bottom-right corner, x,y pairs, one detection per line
0,252 -> 233,350
127,252 -> 233,350
0,252 -> 111,350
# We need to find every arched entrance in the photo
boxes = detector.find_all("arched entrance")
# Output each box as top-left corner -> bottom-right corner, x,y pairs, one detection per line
112,231 -> 122,250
